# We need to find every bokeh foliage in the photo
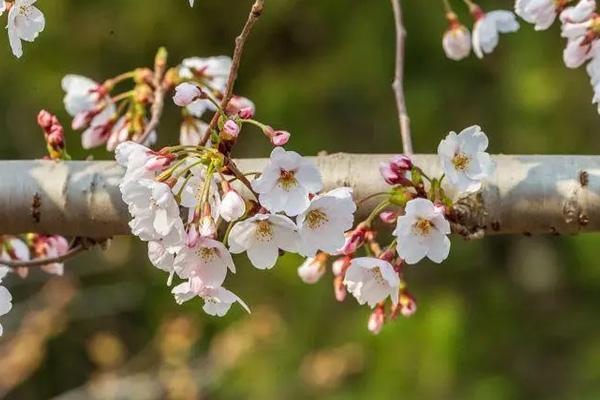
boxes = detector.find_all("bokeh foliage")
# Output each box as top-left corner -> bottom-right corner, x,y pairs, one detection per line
0,0 -> 600,399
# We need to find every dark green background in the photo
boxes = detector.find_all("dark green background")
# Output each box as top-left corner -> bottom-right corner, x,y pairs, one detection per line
1,0 -> 600,398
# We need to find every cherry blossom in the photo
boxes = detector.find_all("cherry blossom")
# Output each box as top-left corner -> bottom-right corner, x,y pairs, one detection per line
443,14 -> 472,61
173,237 -> 235,283
296,187 -> 356,257
343,257 -> 400,308
251,147 -> 323,216
62,75 -> 104,117
172,277 -> 250,317
148,240 -> 177,276
368,306 -> 385,334
35,235 -> 69,276
437,125 -> 495,194
515,0 -> 558,31
218,188 -> 246,222
7,0 -> 45,58
297,255 -> 327,284
178,56 -> 231,117
173,82 -> 203,107
393,198 -> 451,264
228,213 -> 299,269
0,267 -> 11,336
189,0 -> 195,8
124,179 -> 185,247
471,8 -> 519,58
180,117 -> 207,146
560,2 -> 598,69
1,237 -> 30,278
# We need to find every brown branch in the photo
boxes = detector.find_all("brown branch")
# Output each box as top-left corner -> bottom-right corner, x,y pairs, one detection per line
1,238 -> 105,269
225,158 -> 259,200
137,48 -> 169,146
199,0 -> 265,146
390,0 -> 413,155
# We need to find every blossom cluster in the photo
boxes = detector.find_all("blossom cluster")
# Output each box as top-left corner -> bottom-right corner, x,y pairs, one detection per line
116,141 -> 356,316
1,0 -> 45,58
516,0 -> 600,113
319,125 -> 495,334
442,2 -> 520,60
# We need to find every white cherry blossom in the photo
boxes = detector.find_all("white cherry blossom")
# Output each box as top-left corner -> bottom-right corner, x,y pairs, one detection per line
62,75 -> 103,117
251,147 -> 323,216
560,0 -> 596,23
0,285 -> 11,336
173,237 -> 235,284
472,10 -> 519,58
515,0 -> 557,31
189,0 -> 195,7
443,23 -> 471,61
0,237 -> 29,278
393,198 -> 451,264
296,187 -> 356,257
180,117 -> 208,146
7,0 -> 45,58
172,277 -> 250,316
228,213 -> 299,270
343,257 -> 400,308
124,179 -> 185,248
437,125 -> 495,194
178,56 -> 231,117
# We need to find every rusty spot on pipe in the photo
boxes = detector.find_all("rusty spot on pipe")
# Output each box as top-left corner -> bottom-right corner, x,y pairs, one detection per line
579,170 -> 589,187
32,193 -> 41,224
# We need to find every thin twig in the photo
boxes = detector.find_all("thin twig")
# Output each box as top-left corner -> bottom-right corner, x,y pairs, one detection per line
1,238 -> 105,269
390,0 -> 413,155
226,158 -> 259,200
137,48 -> 169,145
199,0 -> 265,146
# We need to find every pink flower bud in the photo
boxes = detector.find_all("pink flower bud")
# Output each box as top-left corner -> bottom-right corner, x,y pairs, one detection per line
339,228 -> 366,255
379,210 -> 399,224
239,106 -> 254,119
270,130 -> 290,146
222,119 -> 240,139
173,82 -> 202,107
186,226 -> 200,247
393,291 -> 417,318
297,254 -> 327,284
37,109 -> 54,129
72,110 -> 93,130
333,275 -> 346,302
379,155 -> 413,186
332,257 -> 348,276
368,306 -> 385,335
218,189 -> 246,222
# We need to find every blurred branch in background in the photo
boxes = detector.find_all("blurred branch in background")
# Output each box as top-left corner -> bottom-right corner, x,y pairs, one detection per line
390,0 -> 413,155
0,278 -> 77,397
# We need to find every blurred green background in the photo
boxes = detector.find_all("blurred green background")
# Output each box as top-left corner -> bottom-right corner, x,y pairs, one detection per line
1,0 -> 600,398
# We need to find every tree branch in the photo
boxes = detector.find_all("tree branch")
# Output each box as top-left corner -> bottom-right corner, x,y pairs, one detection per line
199,0 -> 265,146
136,48 -> 169,145
0,238 -> 106,269
390,0 -> 413,155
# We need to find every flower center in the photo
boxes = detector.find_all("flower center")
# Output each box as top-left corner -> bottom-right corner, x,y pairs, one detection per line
413,218 -> 433,236
278,170 -> 298,191
196,247 -> 218,263
452,152 -> 470,171
255,220 -> 273,242
368,267 -> 387,285
306,209 -> 329,230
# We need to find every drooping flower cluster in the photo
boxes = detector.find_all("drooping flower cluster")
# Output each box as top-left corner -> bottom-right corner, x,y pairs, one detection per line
318,125 -> 495,334
515,0 -> 600,114
117,140 -> 357,316
0,0 -> 45,58
442,2 -> 519,61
